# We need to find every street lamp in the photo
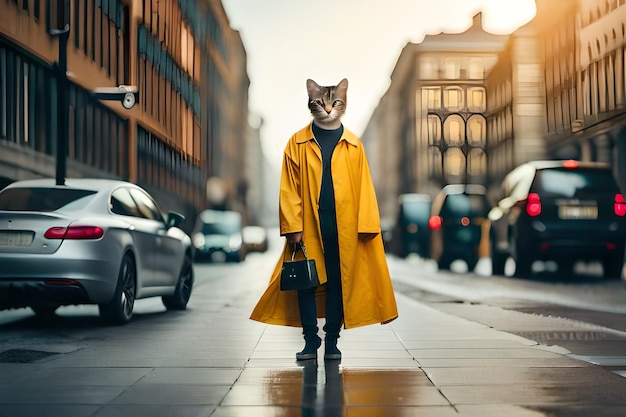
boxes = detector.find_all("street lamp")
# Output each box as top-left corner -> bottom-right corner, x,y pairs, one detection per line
49,4 -> 138,186
50,25 -> 70,186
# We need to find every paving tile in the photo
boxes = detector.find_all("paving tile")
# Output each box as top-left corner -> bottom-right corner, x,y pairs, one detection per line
92,405 -> 217,417
221,383 -> 304,406
403,340 -> 536,349
0,385 -> 124,404
14,367 -> 152,386
441,383 -> 626,405
343,405 -> 460,417
416,357 -> 592,368
0,363 -> 43,385
110,384 -> 231,405
342,369 -> 432,387
210,405 -> 313,417
235,367 -> 309,386
0,405 -> 98,417
530,405 -> 626,417
410,348 -> 562,359
343,385 -> 450,406
137,368 -> 243,385
337,358 -> 420,368
455,404 -> 550,417
424,366 -> 620,386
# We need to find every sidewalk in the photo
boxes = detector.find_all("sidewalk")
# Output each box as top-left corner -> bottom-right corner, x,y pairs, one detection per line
1,254 -> 626,416
215,291 -> 626,417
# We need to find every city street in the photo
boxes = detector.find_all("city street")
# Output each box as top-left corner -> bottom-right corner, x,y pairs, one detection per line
1,234 -> 626,416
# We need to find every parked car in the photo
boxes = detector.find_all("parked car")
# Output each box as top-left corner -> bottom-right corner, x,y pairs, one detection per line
193,209 -> 246,262
489,160 -> 626,278
392,193 -> 432,258
0,178 -> 194,324
242,225 -> 269,253
428,184 -> 490,271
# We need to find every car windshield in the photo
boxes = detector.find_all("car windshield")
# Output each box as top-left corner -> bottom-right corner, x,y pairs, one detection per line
0,188 -> 97,211
199,212 -> 241,235
534,168 -> 619,198
402,202 -> 431,220
441,194 -> 488,217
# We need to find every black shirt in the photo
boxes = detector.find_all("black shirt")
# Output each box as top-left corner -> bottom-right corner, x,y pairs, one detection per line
312,123 -> 343,212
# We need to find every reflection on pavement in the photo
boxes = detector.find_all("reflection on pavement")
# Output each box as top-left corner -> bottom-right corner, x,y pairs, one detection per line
260,362 -> 440,416
300,360 -> 343,416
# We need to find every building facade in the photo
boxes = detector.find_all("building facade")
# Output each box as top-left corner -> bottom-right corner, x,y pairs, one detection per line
0,0 -> 251,231
364,0 -> 626,222
362,13 -> 508,221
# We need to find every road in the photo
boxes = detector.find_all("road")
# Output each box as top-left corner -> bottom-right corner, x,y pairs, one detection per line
1,242 -> 625,377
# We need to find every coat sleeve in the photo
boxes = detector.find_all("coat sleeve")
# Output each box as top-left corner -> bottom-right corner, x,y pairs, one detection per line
357,145 -> 382,234
279,141 -> 303,235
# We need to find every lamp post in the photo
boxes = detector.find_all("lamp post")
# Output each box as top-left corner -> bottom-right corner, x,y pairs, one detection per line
50,25 -> 70,186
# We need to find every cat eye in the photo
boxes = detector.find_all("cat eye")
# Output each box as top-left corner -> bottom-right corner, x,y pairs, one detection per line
332,100 -> 344,107
311,99 -> 323,106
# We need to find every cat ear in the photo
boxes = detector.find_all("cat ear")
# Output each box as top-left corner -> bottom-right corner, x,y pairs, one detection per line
337,78 -> 348,92
306,79 -> 321,97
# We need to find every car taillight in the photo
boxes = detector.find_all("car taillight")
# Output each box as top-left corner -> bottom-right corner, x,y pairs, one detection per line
428,216 -> 442,230
614,194 -> 626,216
563,159 -> 578,169
44,226 -> 104,240
526,193 -> 541,217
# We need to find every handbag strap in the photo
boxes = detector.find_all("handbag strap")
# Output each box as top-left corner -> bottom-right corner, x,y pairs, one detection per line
286,241 -> 308,261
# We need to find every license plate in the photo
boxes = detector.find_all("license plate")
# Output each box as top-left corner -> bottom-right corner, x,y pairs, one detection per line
0,230 -> 35,247
558,205 -> 598,219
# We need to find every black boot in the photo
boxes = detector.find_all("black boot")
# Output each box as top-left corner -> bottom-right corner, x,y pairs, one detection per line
297,287 -> 319,361
324,334 -> 341,360
296,331 -> 322,361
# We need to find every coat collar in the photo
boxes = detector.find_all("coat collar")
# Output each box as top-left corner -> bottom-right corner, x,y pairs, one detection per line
295,122 -> 359,146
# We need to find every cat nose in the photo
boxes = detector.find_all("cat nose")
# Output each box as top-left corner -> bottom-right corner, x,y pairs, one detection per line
324,105 -> 333,113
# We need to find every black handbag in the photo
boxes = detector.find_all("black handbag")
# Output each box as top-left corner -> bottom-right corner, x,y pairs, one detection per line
280,242 -> 319,291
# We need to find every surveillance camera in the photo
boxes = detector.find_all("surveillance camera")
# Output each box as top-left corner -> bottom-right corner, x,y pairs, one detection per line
122,92 -> 136,109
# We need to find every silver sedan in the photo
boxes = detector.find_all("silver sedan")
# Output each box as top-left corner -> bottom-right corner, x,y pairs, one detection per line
0,178 -> 194,324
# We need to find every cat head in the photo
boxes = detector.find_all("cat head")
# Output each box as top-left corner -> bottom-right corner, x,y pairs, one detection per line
306,78 -> 348,129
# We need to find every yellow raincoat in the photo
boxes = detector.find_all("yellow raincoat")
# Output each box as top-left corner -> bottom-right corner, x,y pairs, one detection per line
250,123 -> 398,329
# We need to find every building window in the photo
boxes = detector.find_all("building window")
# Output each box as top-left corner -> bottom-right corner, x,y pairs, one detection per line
423,87 -> 441,110
444,115 -> 465,147
467,115 -> 485,147
444,87 -> 464,111
46,0 -> 70,32
444,148 -> 465,182
427,114 -> 441,145
467,87 -> 485,112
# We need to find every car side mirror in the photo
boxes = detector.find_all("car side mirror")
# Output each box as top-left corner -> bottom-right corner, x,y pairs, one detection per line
165,211 -> 185,228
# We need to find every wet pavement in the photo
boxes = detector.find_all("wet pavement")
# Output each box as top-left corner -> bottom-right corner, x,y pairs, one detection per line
1,255 -> 626,416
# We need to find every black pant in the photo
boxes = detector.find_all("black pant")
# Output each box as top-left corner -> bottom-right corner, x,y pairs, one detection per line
297,210 -> 343,337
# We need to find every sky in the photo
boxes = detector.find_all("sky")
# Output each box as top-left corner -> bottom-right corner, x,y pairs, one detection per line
221,0 -> 537,168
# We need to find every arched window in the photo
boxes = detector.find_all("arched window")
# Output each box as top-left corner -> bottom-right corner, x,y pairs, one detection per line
467,115 -> 486,146
443,114 -> 465,146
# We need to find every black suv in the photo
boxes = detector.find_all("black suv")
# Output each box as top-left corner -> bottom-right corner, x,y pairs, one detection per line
392,193 -> 432,259
429,184 -> 490,271
489,160 -> 626,278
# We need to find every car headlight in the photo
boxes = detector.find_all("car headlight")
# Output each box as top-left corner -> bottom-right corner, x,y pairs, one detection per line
228,234 -> 243,250
192,233 -> 206,249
